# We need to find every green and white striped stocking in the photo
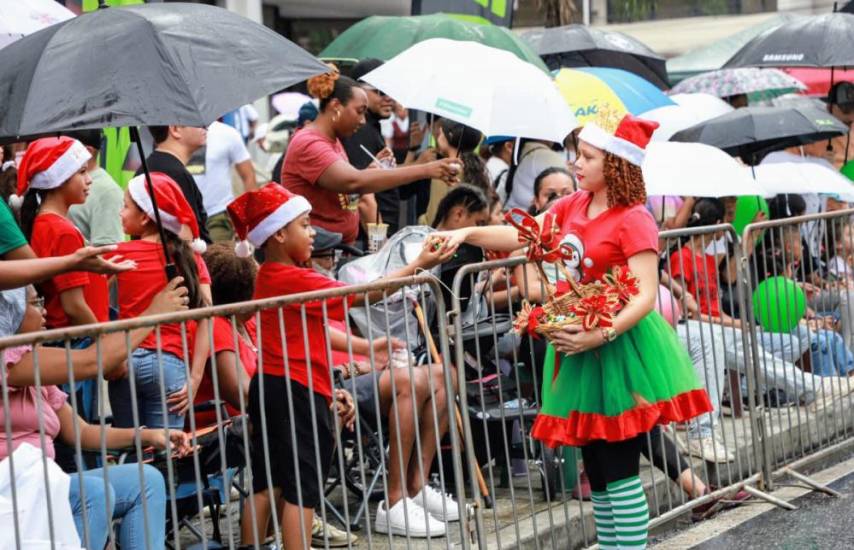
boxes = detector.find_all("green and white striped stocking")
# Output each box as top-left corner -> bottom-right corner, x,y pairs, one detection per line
607,476 -> 649,549
591,490 -> 617,550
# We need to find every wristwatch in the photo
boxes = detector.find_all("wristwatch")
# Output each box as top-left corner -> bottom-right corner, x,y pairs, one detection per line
601,327 -> 617,343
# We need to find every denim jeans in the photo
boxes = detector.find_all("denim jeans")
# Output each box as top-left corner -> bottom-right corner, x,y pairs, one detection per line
68,463 -> 165,550
109,348 -> 187,429
677,320 -> 725,438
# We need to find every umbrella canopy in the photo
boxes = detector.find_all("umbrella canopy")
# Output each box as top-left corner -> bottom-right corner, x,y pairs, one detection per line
0,0 -> 74,50
670,105 -> 848,161
318,13 -> 547,72
644,93 -> 734,141
360,38 -> 576,143
553,67 -> 674,130
782,67 -> 854,97
520,25 -> 668,88
671,68 -> 806,103
667,13 -> 802,83
753,160 -> 854,200
0,2 -> 327,141
642,142 -> 765,197
724,13 -> 854,69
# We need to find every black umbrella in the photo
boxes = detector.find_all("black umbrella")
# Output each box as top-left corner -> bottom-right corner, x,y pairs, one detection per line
0,2 -> 327,275
723,12 -> 854,69
0,2 -> 326,139
520,25 -> 668,88
670,105 -> 848,162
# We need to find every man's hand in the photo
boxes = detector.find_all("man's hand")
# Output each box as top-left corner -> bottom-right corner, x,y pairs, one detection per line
333,389 -> 356,431
145,277 -> 189,316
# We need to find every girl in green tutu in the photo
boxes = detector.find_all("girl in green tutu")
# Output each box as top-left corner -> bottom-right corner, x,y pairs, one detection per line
438,114 -> 712,549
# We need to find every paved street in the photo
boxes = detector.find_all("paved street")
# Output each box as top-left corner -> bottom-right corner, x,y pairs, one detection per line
696,471 -> 854,550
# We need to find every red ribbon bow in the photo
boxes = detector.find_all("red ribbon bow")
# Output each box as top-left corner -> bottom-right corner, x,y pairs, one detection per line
513,302 -> 545,337
571,293 -> 619,331
504,208 -> 565,263
603,266 -> 640,305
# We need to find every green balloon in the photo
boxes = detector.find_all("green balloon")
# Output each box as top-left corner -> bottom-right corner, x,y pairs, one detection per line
732,195 -> 769,236
752,276 -> 806,333
841,160 -> 854,182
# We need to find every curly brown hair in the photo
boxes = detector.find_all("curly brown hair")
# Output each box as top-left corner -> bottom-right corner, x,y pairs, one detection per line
306,63 -> 340,101
203,243 -> 258,306
603,152 -> 646,208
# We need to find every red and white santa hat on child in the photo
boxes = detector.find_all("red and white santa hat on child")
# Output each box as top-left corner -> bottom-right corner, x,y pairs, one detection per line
577,114 -> 659,166
128,172 -> 207,254
227,184 -> 312,258
11,136 -> 92,208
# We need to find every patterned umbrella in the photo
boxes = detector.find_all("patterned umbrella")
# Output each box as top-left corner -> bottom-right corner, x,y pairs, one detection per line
671,68 -> 806,103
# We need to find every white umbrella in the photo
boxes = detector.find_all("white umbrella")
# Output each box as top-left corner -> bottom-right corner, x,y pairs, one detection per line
645,93 -> 734,142
360,38 -> 577,143
271,92 -> 314,119
752,161 -> 854,200
642,142 -> 765,197
0,0 -> 74,49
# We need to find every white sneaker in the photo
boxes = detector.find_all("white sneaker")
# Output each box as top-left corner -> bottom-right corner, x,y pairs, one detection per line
413,484 -> 461,522
375,497 -> 446,537
686,433 -> 735,463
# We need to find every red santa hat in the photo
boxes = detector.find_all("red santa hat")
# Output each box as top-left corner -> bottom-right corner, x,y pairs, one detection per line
227,184 -> 312,257
577,114 -> 659,166
11,137 -> 92,208
128,173 -> 207,254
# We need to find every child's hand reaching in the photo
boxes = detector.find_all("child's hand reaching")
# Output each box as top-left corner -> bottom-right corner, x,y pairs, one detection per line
333,389 -> 357,431
414,235 -> 457,269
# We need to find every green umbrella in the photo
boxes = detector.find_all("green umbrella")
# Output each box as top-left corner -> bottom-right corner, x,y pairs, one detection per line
319,13 -> 548,73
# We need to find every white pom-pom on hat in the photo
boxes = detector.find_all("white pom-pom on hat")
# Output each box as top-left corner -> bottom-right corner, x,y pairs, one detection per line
191,238 -> 207,254
7,194 -> 23,211
234,239 -> 254,258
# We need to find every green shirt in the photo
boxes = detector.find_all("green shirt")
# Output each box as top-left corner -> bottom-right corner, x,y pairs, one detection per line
0,200 -> 26,257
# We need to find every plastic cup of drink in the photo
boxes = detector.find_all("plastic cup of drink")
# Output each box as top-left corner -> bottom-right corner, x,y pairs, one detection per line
367,222 -> 389,253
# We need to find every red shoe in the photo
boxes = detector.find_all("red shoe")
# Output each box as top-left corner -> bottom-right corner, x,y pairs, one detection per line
571,470 -> 592,501
691,486 -> 750,522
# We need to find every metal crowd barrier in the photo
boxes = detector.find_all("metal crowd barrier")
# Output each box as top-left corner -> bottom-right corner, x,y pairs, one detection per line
4,211 -> 854,550
0,274 -> 472,550
742,208 -> 854,487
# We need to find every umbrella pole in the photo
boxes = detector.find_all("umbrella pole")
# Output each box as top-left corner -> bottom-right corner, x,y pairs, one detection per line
130,126 -> 177,280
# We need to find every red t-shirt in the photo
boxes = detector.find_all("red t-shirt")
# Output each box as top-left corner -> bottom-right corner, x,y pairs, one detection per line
110,240 -> 211,359
280,127 -> 360,244
253,262 -> 352,399
548,191 -> 658,284
31,213 -> 109,328
668,247 -> 721,318
192,317 -> 258,426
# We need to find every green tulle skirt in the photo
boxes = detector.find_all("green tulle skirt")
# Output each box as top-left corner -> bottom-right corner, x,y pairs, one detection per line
531,311 -> 712,448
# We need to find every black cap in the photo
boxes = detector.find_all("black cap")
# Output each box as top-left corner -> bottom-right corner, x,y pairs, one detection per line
350,58 -> 384,82
825,81 -> 854,106
312,226 -> 342,256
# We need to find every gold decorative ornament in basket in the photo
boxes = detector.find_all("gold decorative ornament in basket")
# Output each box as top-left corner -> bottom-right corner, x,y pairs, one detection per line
503,209 -> 639,339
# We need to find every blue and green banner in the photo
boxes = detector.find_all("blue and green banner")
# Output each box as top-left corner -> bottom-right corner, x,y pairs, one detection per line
412,0 -> 513,27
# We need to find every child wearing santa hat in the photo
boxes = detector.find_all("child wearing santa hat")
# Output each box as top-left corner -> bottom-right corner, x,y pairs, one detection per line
16,137 -> 110,330
106,172 -> 212,431
227,184 -> 454,548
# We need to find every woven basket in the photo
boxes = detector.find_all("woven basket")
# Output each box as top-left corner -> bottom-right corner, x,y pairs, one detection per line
534,281 -> 603,338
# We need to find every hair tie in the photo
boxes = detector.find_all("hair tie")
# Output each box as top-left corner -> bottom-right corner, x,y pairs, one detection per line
1,161 -> 14,173
690,212 -> 701,221
307,63 -> 340,101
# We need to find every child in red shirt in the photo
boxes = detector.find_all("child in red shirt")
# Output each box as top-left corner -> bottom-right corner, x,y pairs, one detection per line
668,199 -> 729,322
107,172 -> 212,430
227,184 -> 453,549
16,137 -> 109,329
